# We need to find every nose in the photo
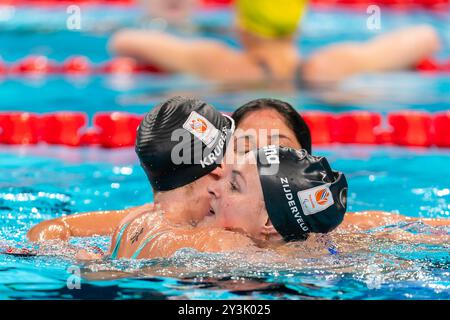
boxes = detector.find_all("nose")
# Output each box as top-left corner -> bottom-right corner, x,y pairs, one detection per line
207,178 -> 221,200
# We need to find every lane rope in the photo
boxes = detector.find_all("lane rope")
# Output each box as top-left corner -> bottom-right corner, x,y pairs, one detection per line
0,55 -> 449,76
0,110 -> 448,148
1,0 -> 448,10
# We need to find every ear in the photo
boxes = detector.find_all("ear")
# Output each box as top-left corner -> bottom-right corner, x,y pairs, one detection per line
209,165 -> 225,179
261,218 -> 280,237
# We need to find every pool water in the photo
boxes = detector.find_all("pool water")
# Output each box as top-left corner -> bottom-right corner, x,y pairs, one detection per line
0,145 -> 449,299
0,5 -> 449,299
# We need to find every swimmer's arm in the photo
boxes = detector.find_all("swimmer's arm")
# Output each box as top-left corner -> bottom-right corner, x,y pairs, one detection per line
137,228 -> 256,259
109,29 -> 262,81
340,211 -> 450,232
27,208 -> 135,242
303,25 -> 440,85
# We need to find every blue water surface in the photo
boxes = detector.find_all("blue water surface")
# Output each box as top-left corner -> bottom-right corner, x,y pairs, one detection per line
0,145 -> 449,300
0,5 -> 449,300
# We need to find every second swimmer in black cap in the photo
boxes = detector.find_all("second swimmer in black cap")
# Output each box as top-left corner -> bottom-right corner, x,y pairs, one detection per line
202,145 -> 348,244
134,96 -> 235,225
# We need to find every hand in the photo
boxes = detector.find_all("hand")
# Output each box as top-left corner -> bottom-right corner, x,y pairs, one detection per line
75,249 -> 103,261
27,219 -> 71,242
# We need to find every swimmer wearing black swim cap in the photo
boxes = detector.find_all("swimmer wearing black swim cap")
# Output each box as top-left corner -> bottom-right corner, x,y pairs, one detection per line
206,145 -> 347,243
136,96 -> 235,191
256,146 -> 348,241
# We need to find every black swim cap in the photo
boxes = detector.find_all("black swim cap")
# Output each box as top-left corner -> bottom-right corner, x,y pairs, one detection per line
256,146 -> 348,242
136,96 -> 235,191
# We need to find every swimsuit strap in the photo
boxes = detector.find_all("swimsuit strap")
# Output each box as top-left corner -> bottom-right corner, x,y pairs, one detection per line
131,230 -> 168,259
109,222 -> 130,260
110,206 -> 156,259
294,63 -> 307,89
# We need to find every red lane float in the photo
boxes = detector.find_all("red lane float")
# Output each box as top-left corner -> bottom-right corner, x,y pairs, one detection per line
63,56 -> 92,74
416,58 -> 440,73
0,0 -> 135,6
93,112 -> 143,148
11,56 -> 56,74
0,0 -> 229,7
433,111 -> 450,147
334,111 -> 382,144
101,57 -> 163,74
374,130 -> 393,145
40,112 -> 87,146
101,57 -> 139,74
80,128 -> 101,146
302,112 -> 335,145
0,112 -> 40,144
310,0 -> 450,11
201,0 -> 234,8
2,0 -> 448,10
2,55 -> 449,76
0,111 -> 449,148
416,58 -> 450,73
0,59 -> 6,75
388,111 -> 433,147
2,56 -> 165,76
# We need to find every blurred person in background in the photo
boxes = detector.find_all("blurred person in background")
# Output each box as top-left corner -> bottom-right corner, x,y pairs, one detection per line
109,0 -> 441,86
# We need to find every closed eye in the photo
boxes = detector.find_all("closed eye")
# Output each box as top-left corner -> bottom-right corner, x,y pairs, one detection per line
230,180 -> 239,192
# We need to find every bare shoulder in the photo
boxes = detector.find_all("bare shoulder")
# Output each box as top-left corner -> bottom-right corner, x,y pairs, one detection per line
117,203 -> 154,225
147,227 -> 256,256
340,211 -> 407,231
346,210 -> 397,218
193,228 -> 256,252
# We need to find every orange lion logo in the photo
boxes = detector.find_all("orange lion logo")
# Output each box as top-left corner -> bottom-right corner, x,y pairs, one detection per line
315,188 -> 330,206
190,118 -> 207,133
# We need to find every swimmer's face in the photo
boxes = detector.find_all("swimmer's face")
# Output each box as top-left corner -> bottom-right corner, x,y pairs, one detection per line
206,152 -> 281,242
181,166 -> 225,224
234,108 -> 301,155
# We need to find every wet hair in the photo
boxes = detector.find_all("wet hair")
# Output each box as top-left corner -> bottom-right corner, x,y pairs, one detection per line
231,98 -> 312,154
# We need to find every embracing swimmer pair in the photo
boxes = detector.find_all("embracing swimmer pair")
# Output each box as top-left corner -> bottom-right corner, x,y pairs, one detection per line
107,98 -> 347,259
27,97 -> 346,259
27,97 -> 450,259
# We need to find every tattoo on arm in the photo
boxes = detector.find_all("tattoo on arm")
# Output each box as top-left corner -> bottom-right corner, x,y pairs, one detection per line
130,227 -> 144,244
